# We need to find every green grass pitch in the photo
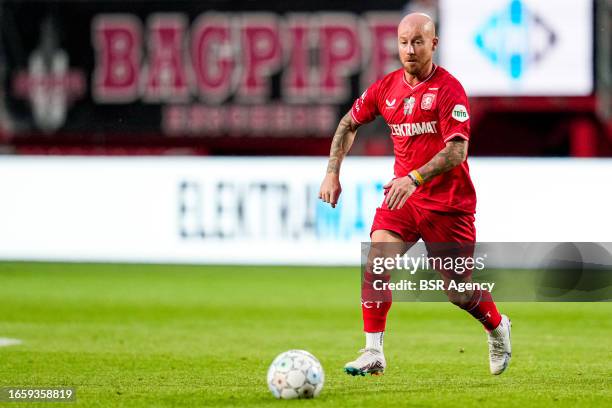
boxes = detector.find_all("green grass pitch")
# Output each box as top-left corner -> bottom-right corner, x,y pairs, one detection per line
0,263 -> 610,407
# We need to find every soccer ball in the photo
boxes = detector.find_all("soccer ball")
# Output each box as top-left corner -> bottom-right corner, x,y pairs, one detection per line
267,350 -> 325,399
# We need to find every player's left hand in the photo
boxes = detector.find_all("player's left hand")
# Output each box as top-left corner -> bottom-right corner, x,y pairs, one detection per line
384,176 -> 417,210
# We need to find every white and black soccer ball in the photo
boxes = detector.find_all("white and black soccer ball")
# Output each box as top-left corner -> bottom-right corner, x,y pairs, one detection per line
267,350 -> 324,399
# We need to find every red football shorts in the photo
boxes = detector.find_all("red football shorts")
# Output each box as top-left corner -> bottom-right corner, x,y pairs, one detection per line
370,198 -> 476,279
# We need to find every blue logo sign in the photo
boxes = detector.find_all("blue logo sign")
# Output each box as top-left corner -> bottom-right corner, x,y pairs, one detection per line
474,0 -> 556,79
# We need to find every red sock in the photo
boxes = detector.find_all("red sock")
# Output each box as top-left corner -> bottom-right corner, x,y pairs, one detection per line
361,272 -> 392,332
461,289 -> 502,331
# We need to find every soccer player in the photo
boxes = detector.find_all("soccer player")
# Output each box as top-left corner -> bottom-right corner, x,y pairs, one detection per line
318,13 -> 512,376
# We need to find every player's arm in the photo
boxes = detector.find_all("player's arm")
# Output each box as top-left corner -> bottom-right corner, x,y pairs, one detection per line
326,112 -> 361,175
319,112 -> 361,208
417,138 -> 468,181
385,139 -> 468,210
320,81 -> 379,208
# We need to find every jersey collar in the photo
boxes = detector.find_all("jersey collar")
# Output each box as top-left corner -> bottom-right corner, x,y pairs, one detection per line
402,64 -> 437,90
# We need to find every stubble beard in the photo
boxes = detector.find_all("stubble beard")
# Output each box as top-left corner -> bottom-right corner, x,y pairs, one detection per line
406,64 -> 420,76
405,58 -> 433,79
403,61 -> 421,77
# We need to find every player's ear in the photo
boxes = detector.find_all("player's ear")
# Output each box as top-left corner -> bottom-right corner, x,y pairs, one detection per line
431,37 -> 438,51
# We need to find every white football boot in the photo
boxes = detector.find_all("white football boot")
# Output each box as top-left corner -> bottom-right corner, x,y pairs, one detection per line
344,349 -> 386,376
487,314 -> 512,375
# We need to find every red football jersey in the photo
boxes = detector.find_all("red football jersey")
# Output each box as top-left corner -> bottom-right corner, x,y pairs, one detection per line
351,65 -> 476,214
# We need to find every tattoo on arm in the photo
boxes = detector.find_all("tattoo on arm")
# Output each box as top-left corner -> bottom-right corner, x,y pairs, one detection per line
417,140 -> 468,182
327,112 -> 360,174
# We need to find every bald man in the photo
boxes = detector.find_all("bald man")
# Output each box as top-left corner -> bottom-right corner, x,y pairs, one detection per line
319,13 -> 512,376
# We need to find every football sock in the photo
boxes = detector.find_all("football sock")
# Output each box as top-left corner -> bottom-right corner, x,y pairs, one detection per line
460,288 -> 502,331
488,319 -> 506,338
365,332 -> 384,352
361,271 -> 392,333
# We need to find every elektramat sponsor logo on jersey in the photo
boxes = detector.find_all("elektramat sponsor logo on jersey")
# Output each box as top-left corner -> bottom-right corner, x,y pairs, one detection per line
389,121 -> 438,137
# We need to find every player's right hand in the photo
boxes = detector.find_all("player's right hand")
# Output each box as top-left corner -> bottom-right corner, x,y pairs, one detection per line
319,173 -> 342,208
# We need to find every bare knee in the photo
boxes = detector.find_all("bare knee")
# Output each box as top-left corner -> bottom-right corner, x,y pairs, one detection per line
371,229 -> 404,243
366,230 -> 407,274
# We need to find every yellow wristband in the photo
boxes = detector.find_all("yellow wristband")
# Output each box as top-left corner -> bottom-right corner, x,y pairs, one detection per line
409,170 -> 425,186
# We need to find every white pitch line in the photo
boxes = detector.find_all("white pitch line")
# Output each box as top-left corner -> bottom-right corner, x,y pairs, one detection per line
0,338 -> 22,347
